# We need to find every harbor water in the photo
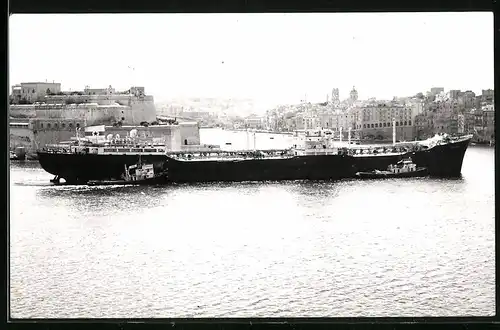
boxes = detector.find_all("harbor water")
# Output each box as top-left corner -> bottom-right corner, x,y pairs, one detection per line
9,129 -> 495,318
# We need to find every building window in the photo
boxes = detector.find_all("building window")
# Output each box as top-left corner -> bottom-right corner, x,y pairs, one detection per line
375,123 -> 378,128
40,123 -> 44,128
47,123 -> 51,128
76,123 -> 80,128
54,123 -> 58,129
396,122 -> 399,127
363,124 -> 366,128
62,123 -> 66,128
371,124 -> 374,128
69,123 -> 73,128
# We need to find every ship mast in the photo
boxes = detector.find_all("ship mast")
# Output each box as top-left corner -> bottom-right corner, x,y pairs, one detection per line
392,118 -> 396,145
253,131 -> 257,151
246,128 -> 250,150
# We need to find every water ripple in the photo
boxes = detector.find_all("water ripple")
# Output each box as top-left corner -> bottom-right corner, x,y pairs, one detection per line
9,146 -> 495,318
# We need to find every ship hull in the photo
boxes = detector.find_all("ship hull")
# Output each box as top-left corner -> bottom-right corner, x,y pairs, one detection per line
163,154 -> 354,183
37,136 -> 471,184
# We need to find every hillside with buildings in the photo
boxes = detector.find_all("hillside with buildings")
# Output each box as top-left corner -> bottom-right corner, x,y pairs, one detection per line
153,86 -> 494,144
246,86 -> 494,144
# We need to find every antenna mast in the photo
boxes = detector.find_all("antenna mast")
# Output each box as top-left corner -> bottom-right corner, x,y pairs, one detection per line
392,118 -> 396,145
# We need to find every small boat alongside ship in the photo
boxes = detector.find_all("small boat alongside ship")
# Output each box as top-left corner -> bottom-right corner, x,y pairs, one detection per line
87,161 -> 166,186
9,147 -> 26,161
355,158 -> 428,179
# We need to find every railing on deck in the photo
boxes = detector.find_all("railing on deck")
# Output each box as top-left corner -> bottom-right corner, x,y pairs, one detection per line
167,149 -> 293,161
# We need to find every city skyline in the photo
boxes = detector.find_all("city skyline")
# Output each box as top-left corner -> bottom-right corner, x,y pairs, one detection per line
9,13 -> 494,108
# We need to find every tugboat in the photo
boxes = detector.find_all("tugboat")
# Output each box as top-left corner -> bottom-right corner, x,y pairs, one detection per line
355,158 -> 428,179
9,147 -> 26,161
87,158 -> 167,186
9,151 -> 18,161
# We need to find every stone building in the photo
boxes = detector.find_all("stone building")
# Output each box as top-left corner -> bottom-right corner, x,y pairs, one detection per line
10,82 -> 62,104
244,115 -> 265,129
481,89 -> 494,104
430,87 -> 444,96
355,103 -> 414,141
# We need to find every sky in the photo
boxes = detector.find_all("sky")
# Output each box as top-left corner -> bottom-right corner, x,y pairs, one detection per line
9,13 -> 494,108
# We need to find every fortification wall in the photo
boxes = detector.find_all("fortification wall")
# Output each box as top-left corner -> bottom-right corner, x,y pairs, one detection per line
171,128 -> 182,151
179,123 -> 201,145
128,98 -> 157,124
10,96 -> 156,126
10,127 -> 34,151
33,130 -> 78,150
33,104 -> 125,125
9,105 -> 36,118
9,123 -> 76,156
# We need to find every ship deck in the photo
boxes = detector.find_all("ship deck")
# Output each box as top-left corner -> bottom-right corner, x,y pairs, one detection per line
352,152 -> 407,157
172,156 -> 295,162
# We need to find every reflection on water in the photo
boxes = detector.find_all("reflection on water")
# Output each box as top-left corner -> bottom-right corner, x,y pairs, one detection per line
9,139 -> 495,318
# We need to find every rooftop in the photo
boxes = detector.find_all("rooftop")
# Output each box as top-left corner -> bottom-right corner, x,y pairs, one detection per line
21,82 -> 61,85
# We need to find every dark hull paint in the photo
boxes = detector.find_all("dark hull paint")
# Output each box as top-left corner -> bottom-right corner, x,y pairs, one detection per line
164,154 -> 354,183
37,153 -> 168,184
37,137 -> 471,184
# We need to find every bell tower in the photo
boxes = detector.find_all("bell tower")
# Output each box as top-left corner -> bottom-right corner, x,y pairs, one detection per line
350,86 -> 358,102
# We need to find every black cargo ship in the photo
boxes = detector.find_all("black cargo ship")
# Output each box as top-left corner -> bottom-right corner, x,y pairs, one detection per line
37,127 -> 472,185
